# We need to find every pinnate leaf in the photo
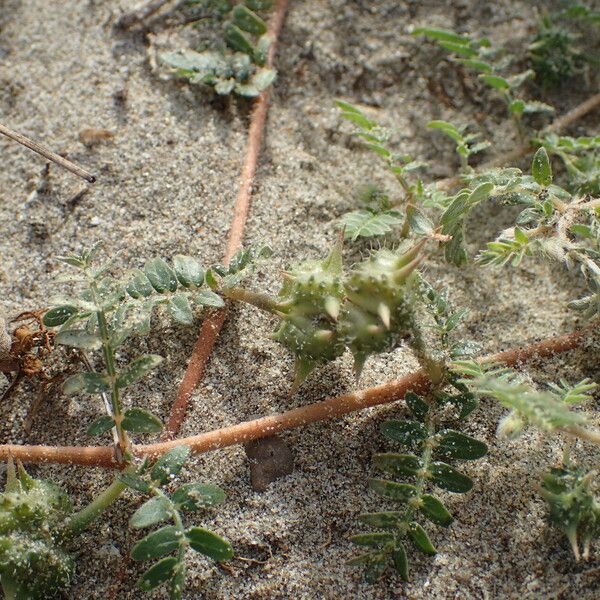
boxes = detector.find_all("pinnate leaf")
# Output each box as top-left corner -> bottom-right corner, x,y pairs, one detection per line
132,526 -> 181,561
186,527 -> 233,561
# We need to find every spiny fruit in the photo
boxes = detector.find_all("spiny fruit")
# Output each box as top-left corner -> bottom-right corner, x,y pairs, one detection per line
273,240 -> 423,389
540,462 -> 600,561
273,240 -> 346,390
341,243 -> 423,375
0,459 -> 74,599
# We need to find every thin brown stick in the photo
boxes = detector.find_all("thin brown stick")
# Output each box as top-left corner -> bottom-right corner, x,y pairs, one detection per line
0,122 -> 96,183
0,326 -> 593,468
162,0 -> 288,439
436,92 -> 600,192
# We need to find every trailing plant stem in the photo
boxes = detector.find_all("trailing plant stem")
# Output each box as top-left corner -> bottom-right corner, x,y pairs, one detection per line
63,475 -> 128,538
89,278 -> 129,454
222,287 -> 284,314
0,326 -> 595,468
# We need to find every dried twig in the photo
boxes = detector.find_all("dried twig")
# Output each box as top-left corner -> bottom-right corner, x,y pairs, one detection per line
0,326 -> 594,468
163,0 -> 289,438
0,122 -> 96,183
436,92 -> 600,191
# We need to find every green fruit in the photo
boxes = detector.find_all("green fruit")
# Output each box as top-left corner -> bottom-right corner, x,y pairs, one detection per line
342,244 -> 422,374
274,240 -> 346,389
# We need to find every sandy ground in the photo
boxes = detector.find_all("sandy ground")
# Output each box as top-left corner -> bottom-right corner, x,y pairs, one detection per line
1,0 -> 600,598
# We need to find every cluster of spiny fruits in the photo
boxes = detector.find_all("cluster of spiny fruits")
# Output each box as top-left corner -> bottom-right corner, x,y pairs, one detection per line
0,459 -> 73,599
271,240 -> 424,388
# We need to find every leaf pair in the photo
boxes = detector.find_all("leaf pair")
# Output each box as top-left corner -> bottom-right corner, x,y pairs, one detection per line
122,447 -> 232,600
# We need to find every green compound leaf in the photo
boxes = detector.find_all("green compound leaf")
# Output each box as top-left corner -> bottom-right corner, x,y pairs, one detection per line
380,420 -> 428,448
404,392 -> 429,421
130,495 -> 172,529
368,478 -> 418,503
186,527 -> 233,561
408,522 -> 437,555
151,446 -> 191,485
144,258 -> 179,293
419,494 -> 454,527
340,209 -> 403,241
349,532 -> 395,548
87,415 -> 115,436
137,556 -> 178,592
532,147 -> 553,187
232,4 -> 267,35
192,290 -> 225,308
117,355 -> 163,389
357,511 -> 404,528
479,74 -> 510,90
122,408 -> 163,434
172,483 -> 226,511
224,23 -> 255,54
411,27 -> 470,44
173,255 -> 204,288
347,552 -> 388,583
117,472 -> 151,493
132,525 -> 182,561
168,294 -> 194,325
373,453 -> 422,477
43,305 -> 78,327
64,372 -> 110,395
429,462 -> 474,493
127,269 -> 155,299
392,542 -> 409,580
435,430 -> 488,460
55,329 -> 102,350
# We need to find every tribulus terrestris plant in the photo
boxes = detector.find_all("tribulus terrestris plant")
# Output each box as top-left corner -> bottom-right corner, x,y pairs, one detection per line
3,5 -> 600,596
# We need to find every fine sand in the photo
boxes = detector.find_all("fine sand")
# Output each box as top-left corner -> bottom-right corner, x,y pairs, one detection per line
1,1 -> 599,598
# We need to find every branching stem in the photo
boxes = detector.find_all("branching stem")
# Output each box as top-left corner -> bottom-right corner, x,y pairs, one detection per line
0,326 -> 594,468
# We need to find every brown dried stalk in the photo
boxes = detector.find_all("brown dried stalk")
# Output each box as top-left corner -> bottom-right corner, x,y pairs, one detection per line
0,326 -> 594,468
0,122 -> 96,183
163,0 -> 289,438
436,92 -> 600,191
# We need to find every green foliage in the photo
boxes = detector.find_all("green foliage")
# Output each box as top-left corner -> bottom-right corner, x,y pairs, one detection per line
452,362 -> 596,439
122,446 -> 232,599
541,460 -> 600,561
412,26 -> 554,135
0,460 -> 74,599
529,15 -> 584,87
427,120 -> 490,171
349,390 -> 487,582
539,133 -> 600,195
160,0 -> 275,97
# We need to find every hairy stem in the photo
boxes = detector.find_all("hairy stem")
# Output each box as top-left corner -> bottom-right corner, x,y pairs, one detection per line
222,287 -> 284,314
0,327 -> 594,468
436,92 -> 600,192
62,475 -> 128,538
89,278 -> 129,456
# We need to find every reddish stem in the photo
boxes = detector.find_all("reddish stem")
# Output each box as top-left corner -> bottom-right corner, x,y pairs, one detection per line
163,0 -> 287,440
163,0 -> 288,439
0,327 -> 592,468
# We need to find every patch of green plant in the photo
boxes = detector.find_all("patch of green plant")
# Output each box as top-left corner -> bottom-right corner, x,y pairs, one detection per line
541,459 -> 600,561
161,0 -> 276,97
411,26 -> 554,140
528,15 -> 584,88
120,446 -> 231,598
0,449 -> 230,600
